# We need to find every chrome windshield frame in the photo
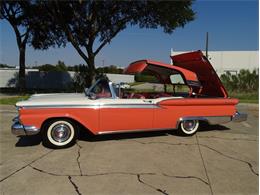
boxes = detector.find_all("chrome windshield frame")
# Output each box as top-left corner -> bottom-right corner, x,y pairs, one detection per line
108,81 -> 118,99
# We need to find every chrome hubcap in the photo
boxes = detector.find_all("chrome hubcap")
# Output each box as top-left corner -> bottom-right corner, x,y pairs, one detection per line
51,124 -> 71,143
183,120 -> 196,131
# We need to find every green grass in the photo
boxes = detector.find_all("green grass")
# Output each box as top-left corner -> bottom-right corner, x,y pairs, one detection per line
229,92 -> 258,104
0,95 -> 30,105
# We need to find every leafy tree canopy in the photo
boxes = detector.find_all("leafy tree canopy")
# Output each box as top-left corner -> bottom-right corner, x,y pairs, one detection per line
30,0 -> 195,86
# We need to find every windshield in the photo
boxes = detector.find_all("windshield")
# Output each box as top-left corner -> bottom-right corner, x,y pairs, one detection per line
87,79 -> 112,98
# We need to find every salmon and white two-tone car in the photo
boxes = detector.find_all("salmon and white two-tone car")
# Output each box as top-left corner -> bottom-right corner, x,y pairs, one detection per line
12,51 -> 247,148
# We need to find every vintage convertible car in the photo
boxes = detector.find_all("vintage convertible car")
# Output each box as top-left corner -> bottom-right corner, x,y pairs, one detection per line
12,51 -> 247,148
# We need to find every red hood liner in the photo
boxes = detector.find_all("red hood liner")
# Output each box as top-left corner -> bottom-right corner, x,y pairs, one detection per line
171,51 -> 228,97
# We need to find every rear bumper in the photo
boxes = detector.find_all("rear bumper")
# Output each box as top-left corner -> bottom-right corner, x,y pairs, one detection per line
11,117 -> 40,136
232,112 -> 247,122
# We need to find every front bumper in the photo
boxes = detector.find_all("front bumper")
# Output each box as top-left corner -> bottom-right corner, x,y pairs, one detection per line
232,112 -> 247,122
11,117 -> 40,136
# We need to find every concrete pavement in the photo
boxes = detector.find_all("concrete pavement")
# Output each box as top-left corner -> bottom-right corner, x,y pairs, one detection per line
0,104 -> 258,194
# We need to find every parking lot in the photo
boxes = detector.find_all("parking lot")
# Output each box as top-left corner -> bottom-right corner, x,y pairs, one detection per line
0,104 -> 258,195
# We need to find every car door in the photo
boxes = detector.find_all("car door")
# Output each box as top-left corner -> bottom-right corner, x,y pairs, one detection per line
98,98 -> 154,133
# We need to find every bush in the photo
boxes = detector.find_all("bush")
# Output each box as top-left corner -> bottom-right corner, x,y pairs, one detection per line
38,61 -> 67,72
220,69 -> 259,93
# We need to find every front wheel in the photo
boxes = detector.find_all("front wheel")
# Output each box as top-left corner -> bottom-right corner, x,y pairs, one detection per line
42,119 -> 78,149
179,120 -> 199,135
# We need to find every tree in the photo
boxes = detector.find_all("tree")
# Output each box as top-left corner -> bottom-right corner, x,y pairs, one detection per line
56,61 -> 68,72
38,61 -> 68,72
0,1 -> 33,91
96,65 -> 124,74
31,1 -> 195,87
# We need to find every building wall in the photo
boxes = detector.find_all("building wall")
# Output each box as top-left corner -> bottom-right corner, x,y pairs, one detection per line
0,69 -> 134,89
0,68 -> 75,89
171,50 -> 259,75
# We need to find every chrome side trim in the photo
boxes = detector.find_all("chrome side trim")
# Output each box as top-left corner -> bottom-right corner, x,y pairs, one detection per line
22,104 -> 160,109
97,128 -> 173,135
232,112 -> 247,122
23,105 -> 99,109
100,104 -> 159,109
176,115 -> 232,128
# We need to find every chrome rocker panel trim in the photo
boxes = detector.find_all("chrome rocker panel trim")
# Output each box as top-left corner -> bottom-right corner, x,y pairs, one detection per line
97,128 -> 172,135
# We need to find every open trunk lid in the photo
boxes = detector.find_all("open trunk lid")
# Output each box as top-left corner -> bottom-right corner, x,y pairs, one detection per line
171,51 -> 228,97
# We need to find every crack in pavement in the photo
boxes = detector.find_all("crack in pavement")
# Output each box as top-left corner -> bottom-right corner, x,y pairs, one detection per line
28,165 -> 210,194
0,150 -> 53,183
198,135 -> 258,142
126,139 -> 259,177
195,135 -> 213,195
29,164 -> 78,177
29,165 -> 208,184
3,136 -> 257,194
29,164 -> 154,177
68,176 -> 82,195
200,143 -> 259,176
162,173 -> 209,185
130,140 -> 194,147
76,142 -> 83,176
137,174 -> 169,195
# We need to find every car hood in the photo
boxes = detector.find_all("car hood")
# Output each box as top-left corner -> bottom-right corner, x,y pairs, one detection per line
16,93 -> 91,107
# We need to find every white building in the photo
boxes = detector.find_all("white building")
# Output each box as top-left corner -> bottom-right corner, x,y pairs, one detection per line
171,50 -> 259,75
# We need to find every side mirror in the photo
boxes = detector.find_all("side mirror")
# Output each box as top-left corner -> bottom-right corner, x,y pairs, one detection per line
88,92 -> 97,100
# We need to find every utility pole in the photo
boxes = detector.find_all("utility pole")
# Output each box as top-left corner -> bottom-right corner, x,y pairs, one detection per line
205,32 -> 209,58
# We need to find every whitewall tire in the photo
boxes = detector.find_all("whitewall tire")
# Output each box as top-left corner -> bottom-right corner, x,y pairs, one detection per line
42,119 -> 78,148
179,120 -> 199,135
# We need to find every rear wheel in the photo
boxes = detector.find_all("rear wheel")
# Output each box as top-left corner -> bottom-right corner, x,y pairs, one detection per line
42,119 -> 78,149
179,120 -> 199,135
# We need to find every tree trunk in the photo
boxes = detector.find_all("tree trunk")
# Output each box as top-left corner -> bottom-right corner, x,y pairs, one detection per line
18,45 -> 26,92
87,54 -> 96,87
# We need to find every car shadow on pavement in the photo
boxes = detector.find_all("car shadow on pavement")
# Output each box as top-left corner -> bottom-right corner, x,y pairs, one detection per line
15,134 -> 42,147
198,122 -> 230,132
79,130 -> 172,142
79,124 -> 231,142
14,124 -> 230,147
